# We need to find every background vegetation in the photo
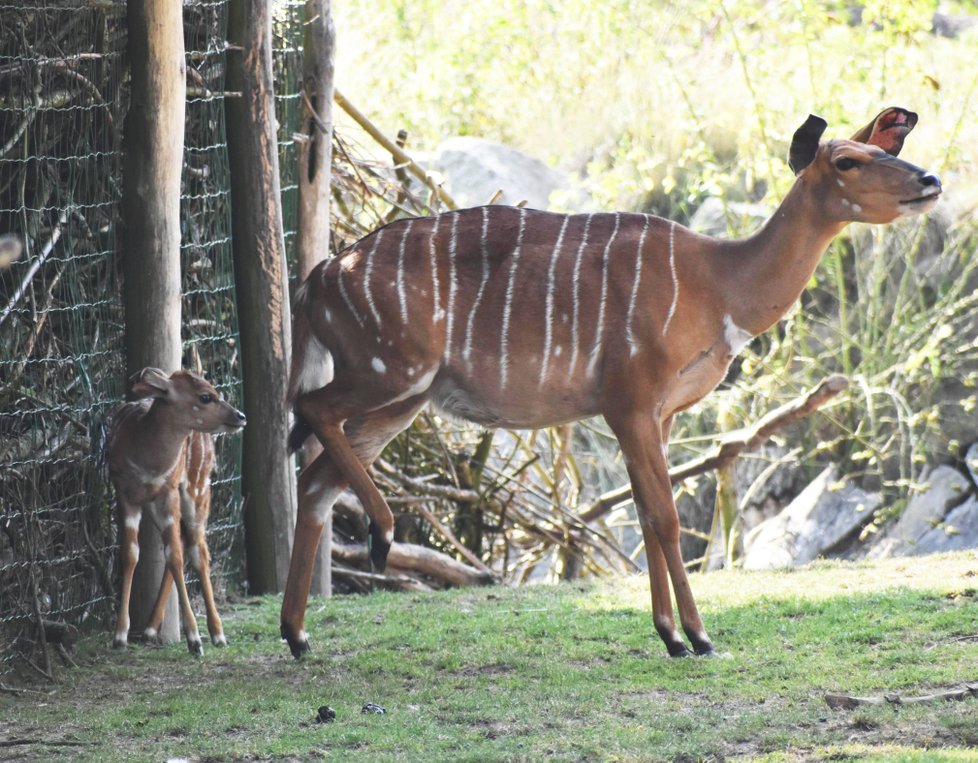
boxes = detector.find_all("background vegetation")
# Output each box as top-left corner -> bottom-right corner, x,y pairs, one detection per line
331,0 -> 978,568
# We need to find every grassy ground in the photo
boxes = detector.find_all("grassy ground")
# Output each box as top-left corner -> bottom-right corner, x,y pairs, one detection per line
2,552 -> 977,762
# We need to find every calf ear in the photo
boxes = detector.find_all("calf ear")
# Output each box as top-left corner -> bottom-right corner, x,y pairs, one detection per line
128,367 -> 172,399
850,107 -> 917,156
789,114 -> 827,174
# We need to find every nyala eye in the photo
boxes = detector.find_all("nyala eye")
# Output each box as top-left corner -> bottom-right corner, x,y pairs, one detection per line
199,393 -> 214,404
835,157 -> 860,171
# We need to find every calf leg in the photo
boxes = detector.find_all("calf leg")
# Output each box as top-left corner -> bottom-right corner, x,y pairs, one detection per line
112,503 -> 142,648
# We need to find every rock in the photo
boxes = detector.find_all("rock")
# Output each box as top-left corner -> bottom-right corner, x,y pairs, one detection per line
742,466 -> 881,570
868,465 -> 971,559
910,496 -> 978,554
932,12 -> 978,39
430,137 -> 581,210
688,197 -> 769,237
965,442 -> 978,486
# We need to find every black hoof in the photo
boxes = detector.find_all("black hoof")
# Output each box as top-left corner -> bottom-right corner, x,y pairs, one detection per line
188,639 -> 204,657
689,635 -> 715,656
666,641 -> 693,658
282,623 -> 312,659
368,522 -> 391,572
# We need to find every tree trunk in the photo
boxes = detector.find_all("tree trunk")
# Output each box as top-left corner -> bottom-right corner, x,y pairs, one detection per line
297,0 -> 336,598
119,0 -> 186,643
226,0 -> 297,593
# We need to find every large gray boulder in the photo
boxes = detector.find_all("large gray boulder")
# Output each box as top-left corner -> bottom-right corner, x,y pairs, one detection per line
742,466 -> 881,570
867,465 -> 972,559
910,497 -> 978,555
430,137 -> 578,210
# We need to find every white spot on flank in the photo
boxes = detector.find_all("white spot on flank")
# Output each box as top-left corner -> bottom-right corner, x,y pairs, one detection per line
463,207 -> 492,366
499,208 -> 527,388
324,308 -> 332,323
363,229 -> 385,327
396,220 -> 414,324
723,314 -> 753,355
837,179 -> 846,188
407,366 -> 417,377
851,203 -> 862,214
554,345 -> 562,357
372,357 -> 387,374
627,214 -> 651,356
841,198 -> 851,208
568,214 -> 594,378
192,405 -> 200,412
539,215 -> 570,385
587,213 -> 620,377
662,220 -> 680,336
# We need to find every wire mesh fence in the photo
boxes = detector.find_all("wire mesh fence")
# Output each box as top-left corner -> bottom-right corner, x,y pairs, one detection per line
0,0 -> 252,683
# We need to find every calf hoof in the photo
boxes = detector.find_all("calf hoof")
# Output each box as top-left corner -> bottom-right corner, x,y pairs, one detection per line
187,637 -> 204,657
143,626 -> 162,645
211,632 -> 228,647
368,522 -> 392,572
112,635 -> 128,650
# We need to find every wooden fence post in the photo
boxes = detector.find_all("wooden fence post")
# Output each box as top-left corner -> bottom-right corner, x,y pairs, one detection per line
226,0 -> 297,593
297,0 -> 336,597
120,0 -> 185,641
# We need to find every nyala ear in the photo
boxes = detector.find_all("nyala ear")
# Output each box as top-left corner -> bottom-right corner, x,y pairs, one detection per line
850,107 -> 917,156
128,367 -> 172,400
789,114 -> 828,175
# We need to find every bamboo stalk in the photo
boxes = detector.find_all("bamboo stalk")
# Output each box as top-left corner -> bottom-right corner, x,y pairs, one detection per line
334,88 -> 457,210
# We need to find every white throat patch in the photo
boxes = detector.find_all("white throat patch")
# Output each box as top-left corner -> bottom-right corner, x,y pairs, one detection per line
723,315 -> 753,356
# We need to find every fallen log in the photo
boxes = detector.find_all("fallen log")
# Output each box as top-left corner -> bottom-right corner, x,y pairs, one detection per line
333,540 -> 496,588
580,374 -> 850,524
825,683 -> 978,709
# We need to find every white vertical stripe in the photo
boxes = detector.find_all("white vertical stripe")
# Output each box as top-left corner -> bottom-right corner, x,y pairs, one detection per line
336,256 -> 365,329
587,212 -> 620,377
499,207 -> 527,389
396,219 -> 414,325
445,212 -> 460,361
662,220 -> 679,336
626,214 -> 651,356
429,215 -> 443,322
567,213 -> 593,379
463,207 -> 492,366
363,230 -> 385,327
539,215 -> 570,385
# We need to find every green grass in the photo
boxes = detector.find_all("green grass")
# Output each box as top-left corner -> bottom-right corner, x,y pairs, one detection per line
3,552 -> 978,761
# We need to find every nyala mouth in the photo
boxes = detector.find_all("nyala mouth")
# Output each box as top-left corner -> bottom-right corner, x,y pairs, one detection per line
900,188 -> 942,206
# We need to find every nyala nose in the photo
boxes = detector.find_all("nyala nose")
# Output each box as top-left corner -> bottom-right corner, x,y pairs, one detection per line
919,171 -> 941,189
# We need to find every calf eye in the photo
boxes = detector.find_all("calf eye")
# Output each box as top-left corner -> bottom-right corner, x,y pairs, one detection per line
199,393 -> 214,404
835,157 -> 859,171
